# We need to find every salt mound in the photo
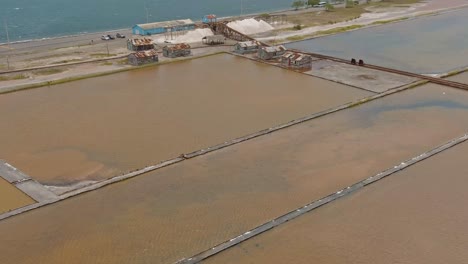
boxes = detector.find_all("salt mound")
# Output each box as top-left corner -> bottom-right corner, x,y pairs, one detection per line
153,28 -> 214,44
227,18 -> 274,35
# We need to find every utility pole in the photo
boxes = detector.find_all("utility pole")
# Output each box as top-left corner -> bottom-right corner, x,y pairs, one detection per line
145,2 -> 149,23
4,19 -> 11,70
106,43 -> 109,56
240,0 -> 243,17
4,19 -> 10,48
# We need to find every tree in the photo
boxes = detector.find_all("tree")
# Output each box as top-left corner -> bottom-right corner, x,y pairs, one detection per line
291,0 -> 305,10
345,0 -> 355,8
307,0 -> 320,7
325,3 -> 335,11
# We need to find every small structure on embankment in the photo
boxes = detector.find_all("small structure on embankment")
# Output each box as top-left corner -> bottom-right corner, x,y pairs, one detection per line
202,35 -> 225,45
258,45 -> 287,60
202,14 -> 217,24
281,51 -> 312,70
128,49 -> 159,66
127,38 -> 154,51
132,19 -> 195,36
162,43 -> 191,58
233,41 -> 261,54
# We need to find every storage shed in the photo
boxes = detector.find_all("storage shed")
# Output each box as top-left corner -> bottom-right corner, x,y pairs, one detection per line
258,45 -> 287,60
202,35 -> 226,45
127,38 -> 154,51
233,41 -> 261,54
132,19 -> 195,36
281,51 -> 312,69
162,43 -> 191,58
128,49 -> 159,66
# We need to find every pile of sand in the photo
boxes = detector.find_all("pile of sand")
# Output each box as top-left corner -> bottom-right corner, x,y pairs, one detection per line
227,18 -> 274,35
153,28 -> 214,44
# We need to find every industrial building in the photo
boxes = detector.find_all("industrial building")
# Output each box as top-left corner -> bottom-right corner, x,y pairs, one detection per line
132,19 -> 195,36
258,45 -> 287,60
127,38 -> 154,51
281,51 -> 312,69
202,35 -> 226,45
202,14 -> 217,24
233,41 -> 261,54
162,43 -> 191,58
128,49 -> 159,66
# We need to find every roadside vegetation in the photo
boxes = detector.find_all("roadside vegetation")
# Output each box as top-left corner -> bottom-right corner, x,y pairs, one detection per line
90,53 -> 117,58
51,58 -> 83,64
33,68 -> 66,76
101,61 -> 114,66
371,17 -> 409,25
286,6 -> 365,28
377,0 -> 422,6
285,24 -> 363,42
285,0 -> 422,28
0,74 -> 28,81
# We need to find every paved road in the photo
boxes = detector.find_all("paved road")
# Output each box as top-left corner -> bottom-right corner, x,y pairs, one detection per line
0,29 -> 133,57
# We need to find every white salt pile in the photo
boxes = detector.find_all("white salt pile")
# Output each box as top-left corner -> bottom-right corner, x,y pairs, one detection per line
227,18 -> 274,35
153,28 -> 214,44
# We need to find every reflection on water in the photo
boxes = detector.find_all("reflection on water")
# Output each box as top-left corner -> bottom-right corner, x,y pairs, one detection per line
0,177 -> 34,214
286,8 -> 468,74
206,140 -> 468,264
0,54 -> 369,186
2,83 -> 468,264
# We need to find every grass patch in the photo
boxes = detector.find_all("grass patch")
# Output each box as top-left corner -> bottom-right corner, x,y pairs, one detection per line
372,0 -> 422,6
315,24 -> 364,35
284,0 -> 422,29
52,58 -> 83,64
33,68 -> 66,76
286,5 -> 366,27
91,53 -> 117,58
286,35 -> 309,42
101,61 -> 114,66
0,74 -> 28,81
116,59 -> 128,65
371,17 -> 409,25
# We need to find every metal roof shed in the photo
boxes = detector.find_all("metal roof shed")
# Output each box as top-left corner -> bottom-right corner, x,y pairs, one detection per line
132,19 -> 195,36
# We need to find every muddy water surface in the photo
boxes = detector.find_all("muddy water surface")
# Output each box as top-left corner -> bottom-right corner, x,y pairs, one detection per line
286,8 -> 468,74
206,140 -> 468,264
2,84 -> 468,264
0,177 -> 34,214
448,70 -> 468,84
0,54 -> 370,186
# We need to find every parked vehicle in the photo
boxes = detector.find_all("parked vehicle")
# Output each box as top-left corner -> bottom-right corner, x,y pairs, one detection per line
313,1 -> 327,7
101,35 -> 110,40
107,34 -> 115,40
116,33 -> 126,38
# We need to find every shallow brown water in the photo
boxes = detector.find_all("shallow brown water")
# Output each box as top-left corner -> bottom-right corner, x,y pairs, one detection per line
206,139 -> 468,264
0,177 -> 34,214
0,54 -> 370,186
1,83 -> 468,264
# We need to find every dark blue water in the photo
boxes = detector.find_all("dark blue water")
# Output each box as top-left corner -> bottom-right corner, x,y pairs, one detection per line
0,0 -> 290,42
286,8 -> 468,74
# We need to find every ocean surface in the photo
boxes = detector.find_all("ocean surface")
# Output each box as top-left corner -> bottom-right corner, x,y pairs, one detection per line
286,8 -> 468,74
0,0 -> 290,42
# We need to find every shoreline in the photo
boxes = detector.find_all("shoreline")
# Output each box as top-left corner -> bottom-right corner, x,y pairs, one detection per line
0,6 -> 298,47
1,1 -> 465,48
